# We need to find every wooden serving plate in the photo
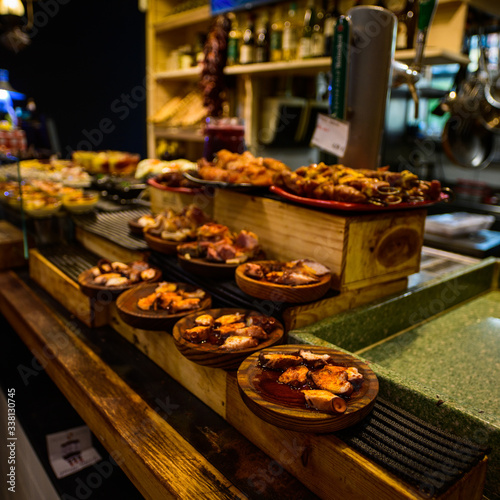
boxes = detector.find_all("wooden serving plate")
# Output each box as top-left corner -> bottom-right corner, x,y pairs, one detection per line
237,345 -> 379,433
177,254 -> 239,280
77,267 -> 162,301
172,308 -> 285,371
235,261 -> 332,303
116,282 -> 212,331
128,217 -> 146,236
144,230 -> 185,255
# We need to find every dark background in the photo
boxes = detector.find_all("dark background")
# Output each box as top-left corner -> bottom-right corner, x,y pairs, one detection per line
1,0 -> 147,158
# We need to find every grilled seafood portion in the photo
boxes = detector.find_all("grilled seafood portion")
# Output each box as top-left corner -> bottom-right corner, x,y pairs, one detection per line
145,204 -> 211,241
137,282 -> 206,313
197,149 -> 291,186
182,311 -> 278,350
178,223 -> 263,265
275,163 -> 442,205
88,259 -> 159,287
244,259 -> 330,286
258,350 -> 364,414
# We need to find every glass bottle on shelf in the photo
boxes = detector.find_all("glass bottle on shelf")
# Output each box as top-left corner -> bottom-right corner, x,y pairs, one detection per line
298,0 -> 315,59
255,10 -> 270,63
227,13 -> 242,66
323,0 -> 339,56
270,5 -> 284,62
383,0 -> 418,50
194,33 -> 206,66
239,13 -> 256,64
311,0 -> 326,57
282,2 -> 299,61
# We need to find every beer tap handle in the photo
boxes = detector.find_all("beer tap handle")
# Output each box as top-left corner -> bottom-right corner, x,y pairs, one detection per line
412,0 -> 438,72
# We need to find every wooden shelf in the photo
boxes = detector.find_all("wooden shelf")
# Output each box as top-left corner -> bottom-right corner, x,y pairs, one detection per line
154,125 -> 204,142
395,47 -> 470,66
154,49 -> 468,83
153,5 -> 211,33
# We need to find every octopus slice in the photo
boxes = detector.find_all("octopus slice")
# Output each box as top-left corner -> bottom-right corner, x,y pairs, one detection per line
234,325 -> 268,339
215,322 -> 246,336
170,298 -> 201,313
137,293 -> 160,311
215,313 -> 245,325
220,336 -> 259,350
111,261 -> 129,273
278,365 -> 309,387
302,390 -> 347,414
105,277 -> 130,287
309,365 -> 353,396
93,273 -> 121,285
299,350 -> 331,369
155,282 -> 178,293
140,268 -> 157,281
183,325 -> 211,343
195,314 -> 214,327
259,353 -> 302,371
346,367 -> 364,382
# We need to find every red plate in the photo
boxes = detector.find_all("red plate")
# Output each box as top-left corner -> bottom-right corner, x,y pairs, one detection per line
270,185 -> 451,212
147,177 -> 203,194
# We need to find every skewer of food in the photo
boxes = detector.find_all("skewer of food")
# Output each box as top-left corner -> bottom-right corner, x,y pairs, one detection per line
275,163 -> 443,205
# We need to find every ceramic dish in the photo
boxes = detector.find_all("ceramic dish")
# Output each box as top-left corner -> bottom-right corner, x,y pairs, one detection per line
172,308 -> 285,370
235,261 -> 332,303
270,186 -> 452,212
116,282 -> 212,331
237,345 -> 379,433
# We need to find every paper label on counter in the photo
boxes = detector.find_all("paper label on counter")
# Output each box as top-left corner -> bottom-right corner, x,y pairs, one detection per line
47,425 -> 102,479
311,114 -> 349,157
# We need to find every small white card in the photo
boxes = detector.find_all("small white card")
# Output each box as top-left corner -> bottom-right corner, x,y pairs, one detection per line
311,114 -> 350,158
46,425 -> 102,479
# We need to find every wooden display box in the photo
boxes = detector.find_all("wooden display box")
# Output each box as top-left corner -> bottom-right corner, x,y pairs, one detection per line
0,220 -> 28,269
212,190 -> 426,291
110,309 -> 487,500
29,249 -> 110,327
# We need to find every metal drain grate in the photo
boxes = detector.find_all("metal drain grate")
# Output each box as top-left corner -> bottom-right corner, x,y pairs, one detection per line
337,398 -> 488,497
71,209 -> 150,251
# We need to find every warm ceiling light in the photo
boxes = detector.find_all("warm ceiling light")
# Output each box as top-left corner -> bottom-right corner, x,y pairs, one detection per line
0,0 -> 25,17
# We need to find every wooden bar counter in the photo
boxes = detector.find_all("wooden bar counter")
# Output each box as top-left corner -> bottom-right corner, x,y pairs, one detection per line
0,270 -> 488,500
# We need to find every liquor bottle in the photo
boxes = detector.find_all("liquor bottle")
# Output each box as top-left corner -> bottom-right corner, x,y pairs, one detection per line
383,0 -> 418,50
255,10 -> 270,63
282,2 -> 299,61
323,0 -> 339,56
311,0 -> 326,57
298,0 -> 315,59
270,6 -> 284,62
227,13 -> 242,66
239,14 -> 255,64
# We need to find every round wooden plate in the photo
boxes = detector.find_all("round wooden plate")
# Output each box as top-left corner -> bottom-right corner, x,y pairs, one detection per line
177,254 -> 239,279
172,308 -> 285,371
235,261 -> 332,303
237,345 -> 379,433
115,282 -> 212,331
77,267 -> 162,300
144,230 -> 186,254
128,217 -> 147,235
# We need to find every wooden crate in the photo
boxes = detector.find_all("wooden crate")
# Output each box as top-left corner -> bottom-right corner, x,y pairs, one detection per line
0,220 -> 28,269
110,311 -> 487,500
29,249 -> 110,327
149,184 -> 214,217
213,190 -> 426,291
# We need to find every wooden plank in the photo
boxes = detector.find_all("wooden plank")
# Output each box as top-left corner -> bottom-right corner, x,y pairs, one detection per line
28,249 -> 109,327
440,457 -> 487,500
213,190 -> 347,286
75,227 -> 147,263
0,271 -> 245,500
427,1 -> 468,55
0,220 -> 27,269
109,305 -> 228,418
282,278 -> 408,330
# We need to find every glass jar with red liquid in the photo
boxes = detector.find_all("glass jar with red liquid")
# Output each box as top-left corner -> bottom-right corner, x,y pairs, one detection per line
203,117 -> 245,161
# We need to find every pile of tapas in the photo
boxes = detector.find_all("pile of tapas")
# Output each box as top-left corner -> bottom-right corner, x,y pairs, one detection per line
238,345 -> 379,433
143,205 -> 212,253
188,149 -> 290,188
116,281 -> 211,330
78,259 -> 161,299
236,259 -> 332,303
273,163 -> 450,210
173,308 -> 285,370
177,222 -> 263,278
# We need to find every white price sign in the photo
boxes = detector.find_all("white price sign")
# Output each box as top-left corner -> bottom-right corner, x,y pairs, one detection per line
311,113 -> 350,158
